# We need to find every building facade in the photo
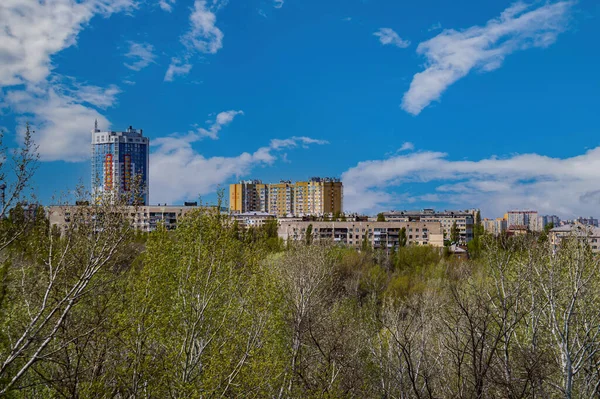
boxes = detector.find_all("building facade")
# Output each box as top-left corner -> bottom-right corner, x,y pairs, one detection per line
382,209 -> 475,244
279,220 -> 444,249
48,204 -> 206,233
483,217 -> 507,236
229,180 -> 268,214
229,178 -> 343,218
231,211 -> 276,228
294,177 -> 343,216
549,224 -> 600,254
92,124 -> 149,205
506,210 -> 539,231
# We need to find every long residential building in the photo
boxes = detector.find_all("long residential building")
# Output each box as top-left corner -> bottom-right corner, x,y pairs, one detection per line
279,220 -> 444,249
229,177 -> 343,217
549,224 -> 600,254
48,204 -> 210,233
382,209 -> 476,244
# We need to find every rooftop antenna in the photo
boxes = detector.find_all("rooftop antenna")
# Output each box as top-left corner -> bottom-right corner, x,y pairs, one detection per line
94,119 -> 99,132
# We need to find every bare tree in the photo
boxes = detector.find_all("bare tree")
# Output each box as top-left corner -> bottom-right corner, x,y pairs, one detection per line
531,236 -> 600,398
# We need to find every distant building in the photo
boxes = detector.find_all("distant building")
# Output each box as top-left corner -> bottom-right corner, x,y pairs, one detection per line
483,217 -> 507,236
535,215 -> 561,231
229,180 -> 268,214
231,211 -> 276,229
382,209 -> 475,244
507,210 -> 539,231
48,204 -> 206,233
229,177 -> 343,218
279,220 -> 444,249
92,123 -> 149,205
577,216 -> 599,227
549,224 -> 600,254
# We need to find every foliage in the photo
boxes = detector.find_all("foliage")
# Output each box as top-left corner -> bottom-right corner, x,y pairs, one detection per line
4,130 -> 600,397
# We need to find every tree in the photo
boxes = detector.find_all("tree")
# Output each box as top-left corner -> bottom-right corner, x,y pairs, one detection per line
450,221 -> 460,244
305,223 -> 313,246
398,227 -> 407,247
377,213 -> 386,222
0,195 -> 133,394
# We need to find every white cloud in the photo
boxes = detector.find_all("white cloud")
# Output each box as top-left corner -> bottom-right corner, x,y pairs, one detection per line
402,1 -> 573,115
0,0 -> 135,163
0,0 -> 136,88
274,0 -> 284,9
164,58 -> 193,81
373,28 -> 411,48
159,0 -> 175,12
183,0 -> 223,54
195,110 -> 244,140
341,146 -> 600,218
428,22 -> 442,32
399,142 -> 414,152
150,135 -> 327,204
124,41 -> 156,71
60,80 -> 121,108
4,83 -> 115,162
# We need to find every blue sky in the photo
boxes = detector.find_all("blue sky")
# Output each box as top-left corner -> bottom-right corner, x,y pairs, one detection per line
1,0 -> 599,217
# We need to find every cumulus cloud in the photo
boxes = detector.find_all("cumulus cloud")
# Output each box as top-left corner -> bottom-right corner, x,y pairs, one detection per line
373,28 -> 411,48
164,58 -> 193,81
150,135 -> 327,204
124,41 -> 156,71
0,0 -> 134,162
342,146 -> 600,218
274,0 -> 284,9
402,1 -> 573,115
4,84 -> 114,162
0,0 -> 136,88
183,0 -> 224,54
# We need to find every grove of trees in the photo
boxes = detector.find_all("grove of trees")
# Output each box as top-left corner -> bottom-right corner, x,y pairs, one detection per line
2,130 -> 600,398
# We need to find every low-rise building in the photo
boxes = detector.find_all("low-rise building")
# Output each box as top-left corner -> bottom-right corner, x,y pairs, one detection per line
382,209 -> 474,244
231,211 -> 276,228
278,220 -> 444,249
549,224 -> 600,253
48,204 -> 207,232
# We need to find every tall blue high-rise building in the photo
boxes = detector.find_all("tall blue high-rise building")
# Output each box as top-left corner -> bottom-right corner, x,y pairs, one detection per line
91,122 -> 149,205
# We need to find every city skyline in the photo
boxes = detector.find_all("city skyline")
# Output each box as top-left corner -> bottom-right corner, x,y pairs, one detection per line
1,0 -> 599,218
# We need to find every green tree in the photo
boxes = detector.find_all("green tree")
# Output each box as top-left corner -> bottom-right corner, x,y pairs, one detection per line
450,221 -> 460,244
305,223 -> 313,246
377,213 -> 386,222
398,227 -> 407,247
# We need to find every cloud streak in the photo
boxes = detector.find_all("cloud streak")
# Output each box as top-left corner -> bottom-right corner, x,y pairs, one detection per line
164,58 -> 193,82
373,28 -> 410,48
124,41 -> 156,71
402,1 -> 573,115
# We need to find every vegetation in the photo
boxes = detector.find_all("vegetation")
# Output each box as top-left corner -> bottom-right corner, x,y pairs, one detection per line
2,132 -> 600,397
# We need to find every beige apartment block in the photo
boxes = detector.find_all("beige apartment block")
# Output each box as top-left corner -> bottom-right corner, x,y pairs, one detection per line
279,220 -> 444,249
48,204 -> 208,233
549,224 -> 600,254
229,180 -> 268,214
294,177 -> 343,216
229,177 -> 343,218
383,209 -> 475,244
268,181 -> 295,217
